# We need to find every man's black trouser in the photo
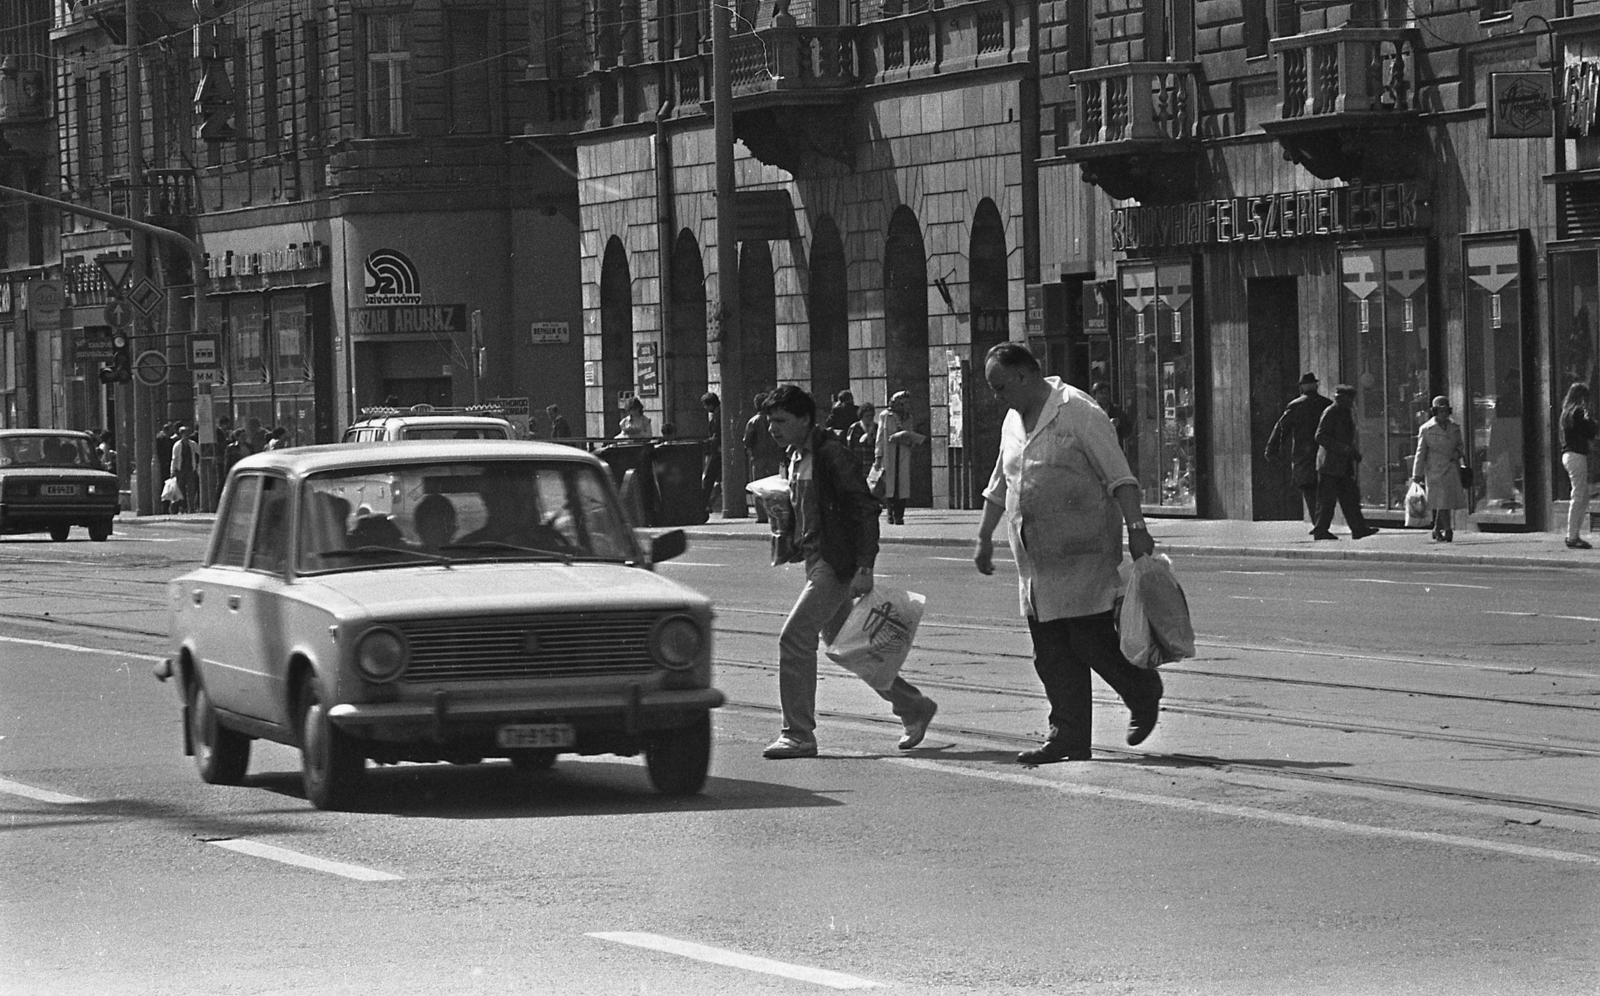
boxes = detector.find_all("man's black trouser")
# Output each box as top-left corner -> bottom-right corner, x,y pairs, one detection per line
1026,611 -> 1162,752
1313,472 -> 1369,535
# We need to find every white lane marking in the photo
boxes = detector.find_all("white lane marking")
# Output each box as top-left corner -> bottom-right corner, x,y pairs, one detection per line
208,839 -> 403,881
1304,599 -> 1337,604
880,757 -> 1600,867
0,634 -> 163,663
1485,611 -> 1538,617
1552,614 -> 1600,622
0,776 -> 89,804
658,561 -> 728,568
929,555 -> 1013,563
1349,578 -> 1492,590
1219,570 -> 1288,575
1229,595 -> 1296,602
587,931 -> 879,990
1485,610 -> 1600,623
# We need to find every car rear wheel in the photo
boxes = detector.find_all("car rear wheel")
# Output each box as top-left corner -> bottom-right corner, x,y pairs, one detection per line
299,677 -> 365,810
189,682 -> 251,785
48,525 -> 70,542
508,749 -> 559,772
644,714 -> 712,796
88,519 -> 113,542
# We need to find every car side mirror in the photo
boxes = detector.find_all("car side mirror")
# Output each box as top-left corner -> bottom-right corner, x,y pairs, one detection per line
649,528 -> 686,564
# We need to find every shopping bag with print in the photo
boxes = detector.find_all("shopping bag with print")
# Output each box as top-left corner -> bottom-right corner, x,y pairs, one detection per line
824,588 -> 926,690
1404,480 -> 1428,527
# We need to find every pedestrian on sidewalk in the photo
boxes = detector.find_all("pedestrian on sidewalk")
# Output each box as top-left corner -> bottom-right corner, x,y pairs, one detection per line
170,425 -> 201,515
824,389 -> 859,439
758,385 -> 938,760
744,392 -> 784,523
874,391 -> 926,525
153,422 -> 176,513
702,392 -> 722,514
1412,396 -> 1468,542
1264,372 -> 1332,526
1560,382 -> 1596,550
546,404 -> 572,440
846,402 -> 878,476
1311,385 -> 1380,541
972,343 -> 1163,764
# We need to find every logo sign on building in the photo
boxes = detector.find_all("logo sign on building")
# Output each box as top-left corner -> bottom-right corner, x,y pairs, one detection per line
76,326 -> 117,362
349,304 -> 467,337
530,321 -> 570,344
25,280 -> 63,330
489,396 -> 531,438
635,343 -> 659,397
190,333 -> 221,368
1489,72 -> 1554,138
363,248 -> 423,305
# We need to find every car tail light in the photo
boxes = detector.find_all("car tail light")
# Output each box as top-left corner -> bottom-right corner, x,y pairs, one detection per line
2,480 -> 30,497
355,628 -> 409,683
651,615 -> 703,670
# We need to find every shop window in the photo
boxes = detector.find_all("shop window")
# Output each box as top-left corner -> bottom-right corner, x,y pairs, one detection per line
1338,244 -> 1432,513
233,296 -> 266,382
1550,250 -> 1600,501
1463,238 -> 1527,525
1119,260 -> 1196,513
271,292 -> 307,384
361,11 -> 412,136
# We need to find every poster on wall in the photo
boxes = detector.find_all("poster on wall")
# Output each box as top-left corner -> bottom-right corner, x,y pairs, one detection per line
635,343 -> 659,398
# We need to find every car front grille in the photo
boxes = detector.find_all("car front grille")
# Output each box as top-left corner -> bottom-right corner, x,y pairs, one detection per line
395,611 -> 659,681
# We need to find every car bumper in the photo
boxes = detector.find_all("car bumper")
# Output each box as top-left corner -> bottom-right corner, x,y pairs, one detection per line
326,686 -> 726,738
0,501 -> 119,524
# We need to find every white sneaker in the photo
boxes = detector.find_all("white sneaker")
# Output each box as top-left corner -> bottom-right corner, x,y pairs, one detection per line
762,736 -> 818,759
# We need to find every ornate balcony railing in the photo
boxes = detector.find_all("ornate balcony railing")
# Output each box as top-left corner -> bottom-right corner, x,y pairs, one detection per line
1271,27 -> 1416,119
1069,62 -> 1199,146
143,169 -> 197,222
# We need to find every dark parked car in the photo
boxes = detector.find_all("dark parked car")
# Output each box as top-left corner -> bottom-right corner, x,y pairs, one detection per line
0,429 -> 120,541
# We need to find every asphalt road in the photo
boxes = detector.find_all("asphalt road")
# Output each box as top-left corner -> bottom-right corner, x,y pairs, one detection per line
1,522 -> 1597,995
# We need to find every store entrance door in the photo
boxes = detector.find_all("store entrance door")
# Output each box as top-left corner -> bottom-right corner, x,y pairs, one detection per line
1247,277 -> 1303,520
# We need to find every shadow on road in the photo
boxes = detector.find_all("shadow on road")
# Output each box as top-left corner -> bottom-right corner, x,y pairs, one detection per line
246,761 -> 844,818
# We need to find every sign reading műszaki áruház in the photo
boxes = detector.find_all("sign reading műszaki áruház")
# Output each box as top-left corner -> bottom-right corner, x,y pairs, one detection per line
349,304 -> 468,337
1111,182 -> 1422,251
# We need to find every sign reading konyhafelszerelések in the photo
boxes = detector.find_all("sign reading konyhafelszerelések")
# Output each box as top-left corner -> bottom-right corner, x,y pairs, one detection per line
1111,182 -> 1422,251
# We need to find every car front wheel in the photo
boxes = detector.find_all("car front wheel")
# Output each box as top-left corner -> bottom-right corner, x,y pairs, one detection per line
644,714 -> 712,796
48,525 -> 70,542
299,677 -> 365,810
189,681 -> 251,784
88,519 -> 113,542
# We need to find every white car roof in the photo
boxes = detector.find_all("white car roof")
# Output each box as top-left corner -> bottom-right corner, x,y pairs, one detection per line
230,439 -> 599,477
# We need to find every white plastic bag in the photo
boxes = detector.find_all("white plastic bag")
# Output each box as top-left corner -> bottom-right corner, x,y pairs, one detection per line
1119,554 -> 1194,669
746,474 -> 799,565
1404,480 -> 1428,527
161,476 -> 182,503
824,587 -> 926,690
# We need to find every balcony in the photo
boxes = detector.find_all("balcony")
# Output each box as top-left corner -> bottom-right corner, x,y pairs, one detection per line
1263,27 -> 1423,182
1059,62 -> 1201,202
143,169 -> 197,227
520,0 -> 1027,174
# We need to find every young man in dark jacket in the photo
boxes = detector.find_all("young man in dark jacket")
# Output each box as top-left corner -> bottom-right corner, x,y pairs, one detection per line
759,385 -> 937,759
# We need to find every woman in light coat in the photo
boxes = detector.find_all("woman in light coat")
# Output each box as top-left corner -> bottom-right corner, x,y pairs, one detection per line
1412,395 -> 1468,542
873,391 -> 926,524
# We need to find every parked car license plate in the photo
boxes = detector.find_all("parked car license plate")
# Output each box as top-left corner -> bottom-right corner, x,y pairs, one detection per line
495,723 -> 576,749
41,484 -> 79,496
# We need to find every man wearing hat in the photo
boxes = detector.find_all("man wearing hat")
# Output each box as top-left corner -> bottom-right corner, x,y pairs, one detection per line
1311,384 -> 1380,540
1412,395 -> 1469,541
1264,372 -> 1332,526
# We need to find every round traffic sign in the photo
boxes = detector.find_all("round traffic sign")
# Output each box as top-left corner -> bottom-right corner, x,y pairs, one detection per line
104,298 -> 136,328
134,349 -> 169,387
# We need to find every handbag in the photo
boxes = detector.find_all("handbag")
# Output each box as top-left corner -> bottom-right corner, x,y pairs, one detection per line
866,466 -> 886,499
1458,464 -> 1474,489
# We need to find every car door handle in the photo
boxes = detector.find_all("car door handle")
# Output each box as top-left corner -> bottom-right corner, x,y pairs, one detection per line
191,589 -> 204,605
227,595 -> 241,611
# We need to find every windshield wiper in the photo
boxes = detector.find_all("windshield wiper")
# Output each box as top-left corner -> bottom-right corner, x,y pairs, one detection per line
317,545 -> 454,565
437,540 -> 595,565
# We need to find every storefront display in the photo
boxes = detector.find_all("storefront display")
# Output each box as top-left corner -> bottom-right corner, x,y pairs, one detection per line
1463,237 -> 1529,526
1549,247 -> 1600,502
1119,260 -> 1196,513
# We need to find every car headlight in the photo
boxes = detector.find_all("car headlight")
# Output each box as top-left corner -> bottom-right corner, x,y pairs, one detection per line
355,628 -> 408,683
651,615 -> 703,670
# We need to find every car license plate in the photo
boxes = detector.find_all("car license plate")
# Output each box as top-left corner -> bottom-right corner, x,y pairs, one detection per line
42,484 -> 79,496
495,723 -> 576,749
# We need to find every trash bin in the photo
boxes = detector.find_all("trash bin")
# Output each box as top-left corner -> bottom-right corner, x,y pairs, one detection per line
649,440 -> 711,527
594,442 -> 659,526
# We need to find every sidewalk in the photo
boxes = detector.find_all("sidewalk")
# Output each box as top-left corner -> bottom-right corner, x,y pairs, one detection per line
685,509 -> 1600,571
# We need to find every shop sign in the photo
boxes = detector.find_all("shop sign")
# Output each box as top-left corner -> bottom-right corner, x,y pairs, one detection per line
25,280 -> 63,330
635,342 -> 659,397
1489,72 -> 1553,138
205,242 -> 328,280
362,248 -> 422,305
349,304 -> 467,336
734,190 -> 795,242
1110,182 -> 1422,251
1566,59 -> 1600,137
0,283 -> 11,314
489,396 -> 531,438
530,321 -> 570,344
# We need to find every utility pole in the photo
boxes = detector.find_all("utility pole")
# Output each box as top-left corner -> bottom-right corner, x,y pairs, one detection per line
123,0 -> 150,514
714,0 -> 748,517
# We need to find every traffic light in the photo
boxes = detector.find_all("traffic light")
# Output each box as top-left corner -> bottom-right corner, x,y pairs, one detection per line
99,332 -> 131,384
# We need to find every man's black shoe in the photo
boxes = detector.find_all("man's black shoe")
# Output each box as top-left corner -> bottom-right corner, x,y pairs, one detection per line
1017,743 -> 1091,765
1127,700 -> 1161,746
1311,531 -> 1339,540
1352,527 -> 1382,540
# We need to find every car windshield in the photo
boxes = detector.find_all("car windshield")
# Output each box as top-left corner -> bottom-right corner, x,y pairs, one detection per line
0,434 -> 98,468
294,459 -> 636,574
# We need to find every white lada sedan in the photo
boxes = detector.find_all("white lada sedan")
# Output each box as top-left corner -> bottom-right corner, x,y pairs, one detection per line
157,440 -> 721,809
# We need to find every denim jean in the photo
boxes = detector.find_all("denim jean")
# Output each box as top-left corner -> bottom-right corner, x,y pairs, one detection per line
1025,611 -> 1162,753
777,557 -> 932,743
1564,452 -> 1591,541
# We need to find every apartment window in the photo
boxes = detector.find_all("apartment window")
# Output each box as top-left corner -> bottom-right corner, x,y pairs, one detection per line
1276,0 -> 1300,36
74,75 -> 90,189
1479,0 -> 1511,19
1245,0 -> 1267,58
1066,0 -> 1090,73
362,11 -> 413,136
1145,0 -> 1193,62
302,20 -> 322,146
261,31 -> 279,154
446,9 -> 493,134
97,71 -> 114,179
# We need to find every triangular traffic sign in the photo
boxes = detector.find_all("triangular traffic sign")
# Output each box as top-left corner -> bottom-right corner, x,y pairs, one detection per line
97,256 -> 134,290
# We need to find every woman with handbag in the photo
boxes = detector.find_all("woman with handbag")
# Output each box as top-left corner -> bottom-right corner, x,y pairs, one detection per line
1412,395 -> 1469,542
1560,382 -> 1597,550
